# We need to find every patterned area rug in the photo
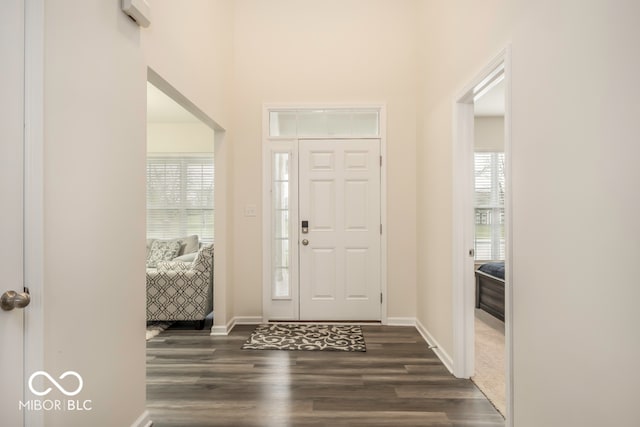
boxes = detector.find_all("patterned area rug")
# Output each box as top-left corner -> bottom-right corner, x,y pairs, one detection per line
242,324 -> 366,352
146,321 -> 172,340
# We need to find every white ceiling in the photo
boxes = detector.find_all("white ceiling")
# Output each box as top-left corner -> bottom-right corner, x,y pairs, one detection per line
474,79 -> 505,117
147,82 -> 200,123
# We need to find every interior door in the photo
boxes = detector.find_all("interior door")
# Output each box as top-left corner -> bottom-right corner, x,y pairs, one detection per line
1,0 -> 27,424
299,139 -> 381,320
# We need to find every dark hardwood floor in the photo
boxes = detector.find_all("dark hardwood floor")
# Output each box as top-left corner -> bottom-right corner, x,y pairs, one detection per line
146,324 -> 504,426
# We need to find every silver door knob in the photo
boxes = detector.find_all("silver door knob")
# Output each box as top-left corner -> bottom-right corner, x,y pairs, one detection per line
302,239 -> 309,246
1,290 -> 31,311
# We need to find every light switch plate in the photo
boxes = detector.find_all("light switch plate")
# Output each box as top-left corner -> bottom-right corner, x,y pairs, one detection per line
244,205 -> 257,217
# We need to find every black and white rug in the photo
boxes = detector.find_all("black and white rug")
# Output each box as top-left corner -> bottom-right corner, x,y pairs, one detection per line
242,324 -> 366,352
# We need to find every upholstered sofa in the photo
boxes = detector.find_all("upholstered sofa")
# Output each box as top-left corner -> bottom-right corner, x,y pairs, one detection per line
146,235 -> 213,329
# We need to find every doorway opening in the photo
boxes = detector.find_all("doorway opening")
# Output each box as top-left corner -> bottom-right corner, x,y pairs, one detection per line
452,48 -> 513,425
472,77 -> 506,416
144,69 -> 227,337
262,105 -> 388,323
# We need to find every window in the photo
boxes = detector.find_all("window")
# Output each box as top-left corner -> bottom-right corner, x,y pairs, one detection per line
474,152 -> 505,261
272,152 -> 291,298
147,155 -> 214,243
269,108 -> 379,137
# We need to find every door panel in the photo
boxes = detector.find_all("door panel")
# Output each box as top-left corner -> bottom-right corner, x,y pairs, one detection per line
299,139 -> 381,320
0,0 -> 26,424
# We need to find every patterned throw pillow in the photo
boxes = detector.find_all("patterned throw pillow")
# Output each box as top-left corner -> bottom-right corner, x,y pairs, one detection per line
146,240 -> 181,268
192,244 -> 214,274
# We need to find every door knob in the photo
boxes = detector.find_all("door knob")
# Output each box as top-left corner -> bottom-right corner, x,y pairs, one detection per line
1,289 -> 31,311
302,239 -> 309,246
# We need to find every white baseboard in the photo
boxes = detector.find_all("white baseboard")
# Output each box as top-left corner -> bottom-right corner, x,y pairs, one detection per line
387,317 -> 416,327
131,410 -> 152,427
210,316 -> 262,336
414,318 -> 454,374
234,316 -> 263,325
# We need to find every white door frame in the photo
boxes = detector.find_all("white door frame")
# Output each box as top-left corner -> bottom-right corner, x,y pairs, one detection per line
261,104 -> 388,324
452,46 -> 513,426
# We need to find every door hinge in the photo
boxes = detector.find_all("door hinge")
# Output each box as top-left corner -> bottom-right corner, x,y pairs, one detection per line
380,155 -> 382,167
380,224 -> 382,234
380,292 -> 383,304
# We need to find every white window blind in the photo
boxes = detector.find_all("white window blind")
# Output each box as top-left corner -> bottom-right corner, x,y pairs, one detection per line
147,155 -> 214,243
474,152 -> 505,261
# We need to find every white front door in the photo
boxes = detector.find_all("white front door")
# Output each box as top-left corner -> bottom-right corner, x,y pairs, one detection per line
299,139 -> 381,320
0,0 -> 27,423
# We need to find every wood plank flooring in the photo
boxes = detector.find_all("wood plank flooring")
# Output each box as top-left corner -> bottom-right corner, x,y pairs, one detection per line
146,324 -> 504,426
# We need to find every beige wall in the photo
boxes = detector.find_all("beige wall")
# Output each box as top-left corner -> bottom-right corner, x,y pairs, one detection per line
143,0 -> 235,329
417,0 -> 640,426
147,122 -> 214,153
474,116 -> 504,152
142,0 -> 234,129
232,0 -> 419,319
416,0 -> 514,362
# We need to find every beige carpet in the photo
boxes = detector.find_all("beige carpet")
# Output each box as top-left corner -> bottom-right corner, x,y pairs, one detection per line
472,309 -> 506,417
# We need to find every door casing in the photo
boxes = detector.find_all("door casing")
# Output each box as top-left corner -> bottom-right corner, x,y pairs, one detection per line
261,104 -> 388,324
452,47 -> 513,426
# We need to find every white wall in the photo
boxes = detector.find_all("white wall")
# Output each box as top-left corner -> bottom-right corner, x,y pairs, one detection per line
474,116 -> 504,151
417,0 -> 640,425
147,122 -> 214,153
43,2 -> 146,425
232,0 -> 419,320
509,1 -> 640,425
40,1 -> 234,426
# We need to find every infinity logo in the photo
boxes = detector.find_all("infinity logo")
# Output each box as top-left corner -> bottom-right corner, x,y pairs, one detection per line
28,371 -> 84,397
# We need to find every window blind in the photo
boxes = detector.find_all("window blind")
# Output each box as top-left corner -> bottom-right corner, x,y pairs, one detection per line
147,155 -> 214,243
474,152 -> 505,261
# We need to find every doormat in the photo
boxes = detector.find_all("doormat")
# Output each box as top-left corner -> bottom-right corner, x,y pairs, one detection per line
242,324 -> 366,352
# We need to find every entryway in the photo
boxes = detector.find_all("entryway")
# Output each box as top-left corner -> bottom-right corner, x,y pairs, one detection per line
452,48 -> 512,425
262,107 -> 386,322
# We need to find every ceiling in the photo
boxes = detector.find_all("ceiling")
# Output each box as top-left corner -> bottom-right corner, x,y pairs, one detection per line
147,82 -> 200,123
474,79 -> 505,117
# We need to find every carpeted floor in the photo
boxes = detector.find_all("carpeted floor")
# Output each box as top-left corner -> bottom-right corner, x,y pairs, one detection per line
472,308 -> 506,417
242,323 -> 366,351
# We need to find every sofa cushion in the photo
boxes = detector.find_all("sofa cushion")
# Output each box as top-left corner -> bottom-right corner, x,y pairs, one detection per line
177,235 -> 200,255
146,240 -> 181,268
173,252 -> 198,263
146,235 -> 200,258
